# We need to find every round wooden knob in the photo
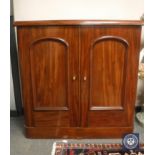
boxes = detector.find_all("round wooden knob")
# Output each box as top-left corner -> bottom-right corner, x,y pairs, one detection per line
84,76 -> 87,81
72,76 -> 76,80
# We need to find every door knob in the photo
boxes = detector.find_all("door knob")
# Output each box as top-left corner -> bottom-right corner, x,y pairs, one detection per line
72,76 -> 76,80
83,76 -> 87,81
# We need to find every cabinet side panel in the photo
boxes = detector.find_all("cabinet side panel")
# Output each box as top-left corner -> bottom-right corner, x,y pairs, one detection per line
17,27 -> 34,126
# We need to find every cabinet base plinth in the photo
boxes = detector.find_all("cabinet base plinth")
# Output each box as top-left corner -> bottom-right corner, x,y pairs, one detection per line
25,126 -> 133,139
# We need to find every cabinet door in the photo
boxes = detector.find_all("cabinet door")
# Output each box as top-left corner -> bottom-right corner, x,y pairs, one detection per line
17,26 -> 80,127
80,26 -> 141,127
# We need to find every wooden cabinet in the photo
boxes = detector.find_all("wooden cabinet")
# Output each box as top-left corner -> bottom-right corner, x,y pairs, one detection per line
15,20 -> 143,138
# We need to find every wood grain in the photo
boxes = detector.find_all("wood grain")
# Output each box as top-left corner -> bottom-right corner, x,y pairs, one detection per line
17,26 -> 80,127
33,111 -> 70,127
90,36 -> 128,109
14,20 -> 143,26
16,21 -> 142,138
30,37 -> 68,110
80,26 -> 141,127
25,126 -> 133,139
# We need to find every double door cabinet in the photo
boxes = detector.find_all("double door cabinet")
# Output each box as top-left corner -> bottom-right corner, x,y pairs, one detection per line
15,20 -> 143,138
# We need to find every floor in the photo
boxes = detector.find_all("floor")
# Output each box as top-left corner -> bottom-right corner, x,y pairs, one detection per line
10,116 -> 144,155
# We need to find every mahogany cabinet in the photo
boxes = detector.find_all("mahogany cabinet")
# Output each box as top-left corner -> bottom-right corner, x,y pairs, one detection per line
15,20 -> 143,138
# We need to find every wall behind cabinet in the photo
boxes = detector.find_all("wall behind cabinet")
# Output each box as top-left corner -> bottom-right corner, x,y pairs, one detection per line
10,67 -> 16,110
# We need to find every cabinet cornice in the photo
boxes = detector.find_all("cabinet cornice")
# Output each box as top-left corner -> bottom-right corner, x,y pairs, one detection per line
14,20 -> 144,26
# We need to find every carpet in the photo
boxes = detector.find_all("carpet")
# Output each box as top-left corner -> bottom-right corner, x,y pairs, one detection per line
52,143 -> 144,155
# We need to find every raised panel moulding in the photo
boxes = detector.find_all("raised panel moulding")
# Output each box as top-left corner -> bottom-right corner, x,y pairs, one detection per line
29,37 -> 69,111
90,36 -> 129,111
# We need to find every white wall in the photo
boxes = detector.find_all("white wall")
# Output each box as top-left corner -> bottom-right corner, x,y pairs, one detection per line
13,0 -> 143,21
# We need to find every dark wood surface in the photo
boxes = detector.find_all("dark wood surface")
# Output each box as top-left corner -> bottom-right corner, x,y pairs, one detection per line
14,20 -> 143,26
17,26 -> 80,127
30,37 -> 68,110
80,26 -> 141,127
16,21 -> 142,138
25,126 -> 133,138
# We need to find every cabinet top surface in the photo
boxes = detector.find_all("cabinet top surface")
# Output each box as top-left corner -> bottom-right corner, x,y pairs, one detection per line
14,20 -> 143,26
